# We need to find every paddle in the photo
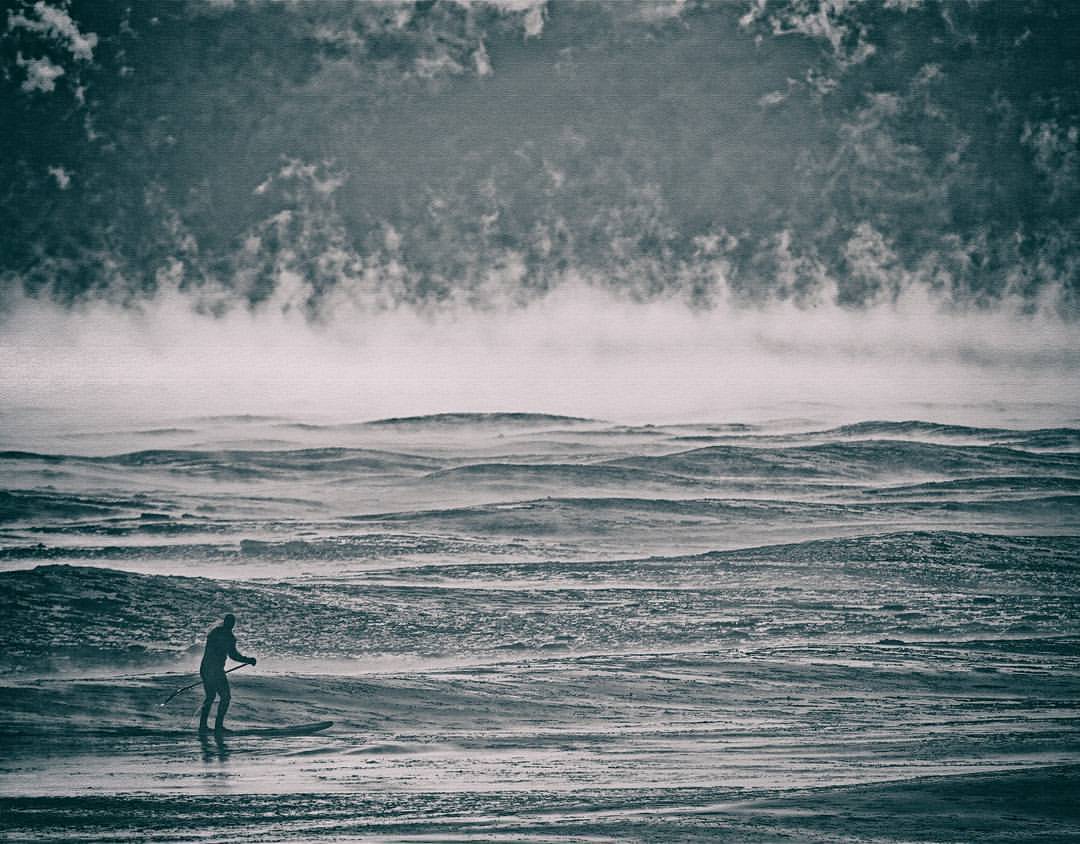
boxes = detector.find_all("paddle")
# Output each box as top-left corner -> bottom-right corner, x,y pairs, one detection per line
160,662 -> 250,706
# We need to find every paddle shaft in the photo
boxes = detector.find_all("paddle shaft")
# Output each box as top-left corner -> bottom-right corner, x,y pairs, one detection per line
161,662 -> 250,706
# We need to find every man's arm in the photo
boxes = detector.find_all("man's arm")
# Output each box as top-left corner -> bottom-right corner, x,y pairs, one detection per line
227,633 -> 257,665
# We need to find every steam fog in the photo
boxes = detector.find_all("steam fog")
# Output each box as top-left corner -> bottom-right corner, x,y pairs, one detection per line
4,283 -> 1077,432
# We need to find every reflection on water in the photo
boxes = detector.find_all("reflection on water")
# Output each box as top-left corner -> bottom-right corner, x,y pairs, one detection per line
199,732 -> 230,764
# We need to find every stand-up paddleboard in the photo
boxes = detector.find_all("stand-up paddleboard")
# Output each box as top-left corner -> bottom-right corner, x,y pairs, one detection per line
200,721 -> 333,738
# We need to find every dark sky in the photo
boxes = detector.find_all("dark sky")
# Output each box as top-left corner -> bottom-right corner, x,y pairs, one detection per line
2,0 -> 1078,318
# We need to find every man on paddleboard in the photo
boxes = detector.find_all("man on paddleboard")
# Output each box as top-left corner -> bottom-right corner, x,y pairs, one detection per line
199,613 -> 256,733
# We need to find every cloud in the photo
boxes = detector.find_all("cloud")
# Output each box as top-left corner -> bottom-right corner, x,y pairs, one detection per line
7,1 -> 98,61
842,223 -> 903,304
523,4 -> 545,38
309,2 -> 521,83
631,1 -> 689,24
488,0 -> 547,38
47,164 -> 71,189
16,52 -> 64,92
739,0 -> 768,31
276,159 -> 347,198
747,0 -> 876,68
473,41 -> 493,77
1021,119 -> 1080,205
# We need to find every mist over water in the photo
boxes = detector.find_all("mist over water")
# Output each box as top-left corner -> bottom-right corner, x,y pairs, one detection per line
4,284 -> 1079,432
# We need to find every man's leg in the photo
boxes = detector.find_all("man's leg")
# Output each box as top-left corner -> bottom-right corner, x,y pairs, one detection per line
214,678 -> 231,732
198,675 -> 216,732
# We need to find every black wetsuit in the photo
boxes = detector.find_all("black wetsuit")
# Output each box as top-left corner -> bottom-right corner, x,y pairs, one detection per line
199,625 -> 251,731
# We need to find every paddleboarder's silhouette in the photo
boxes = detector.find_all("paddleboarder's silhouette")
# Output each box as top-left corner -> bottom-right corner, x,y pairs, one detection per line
199,613 -> 256,733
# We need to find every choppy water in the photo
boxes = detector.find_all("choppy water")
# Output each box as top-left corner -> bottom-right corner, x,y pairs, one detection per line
2,413 -> 1079,841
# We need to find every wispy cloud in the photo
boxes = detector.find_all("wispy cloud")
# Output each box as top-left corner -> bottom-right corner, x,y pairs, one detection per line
15,52 -> 63,92
523,3 -> 545,38
740,0 -> 875,68
8,1 -> 98,61
1022,118 -> 1080,206
47,164 -> 71,189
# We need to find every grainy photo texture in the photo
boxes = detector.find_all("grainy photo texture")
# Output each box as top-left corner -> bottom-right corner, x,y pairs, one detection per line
1,1 -> 1079,841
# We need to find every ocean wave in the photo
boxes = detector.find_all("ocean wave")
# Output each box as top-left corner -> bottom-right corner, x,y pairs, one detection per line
346,496 -> 860,528
609,439 -> 1080,481
0,532 -> 523,565
696,530 -> 1080,571
6,423 -> 1078,489
358,413 -> 596,429
4,530 -> 1078,677
420,462 -> 710,489
0,564 -> 368,674
2,446 -> 443,479
655,422 -> 1080,452
348,493 -> 1079,533
238,534 -> 521,559
865,476 -> 1080,498
189,415 -> 289,423
0,542 -> 236,562
827,420 -> 1013,439
0,490 -> 131,524
804,440 -> 1080,474
5,488 -> 1074,569
989,429 -> 1080,451
0,451 -> 66,463
107,447 -> 441,474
